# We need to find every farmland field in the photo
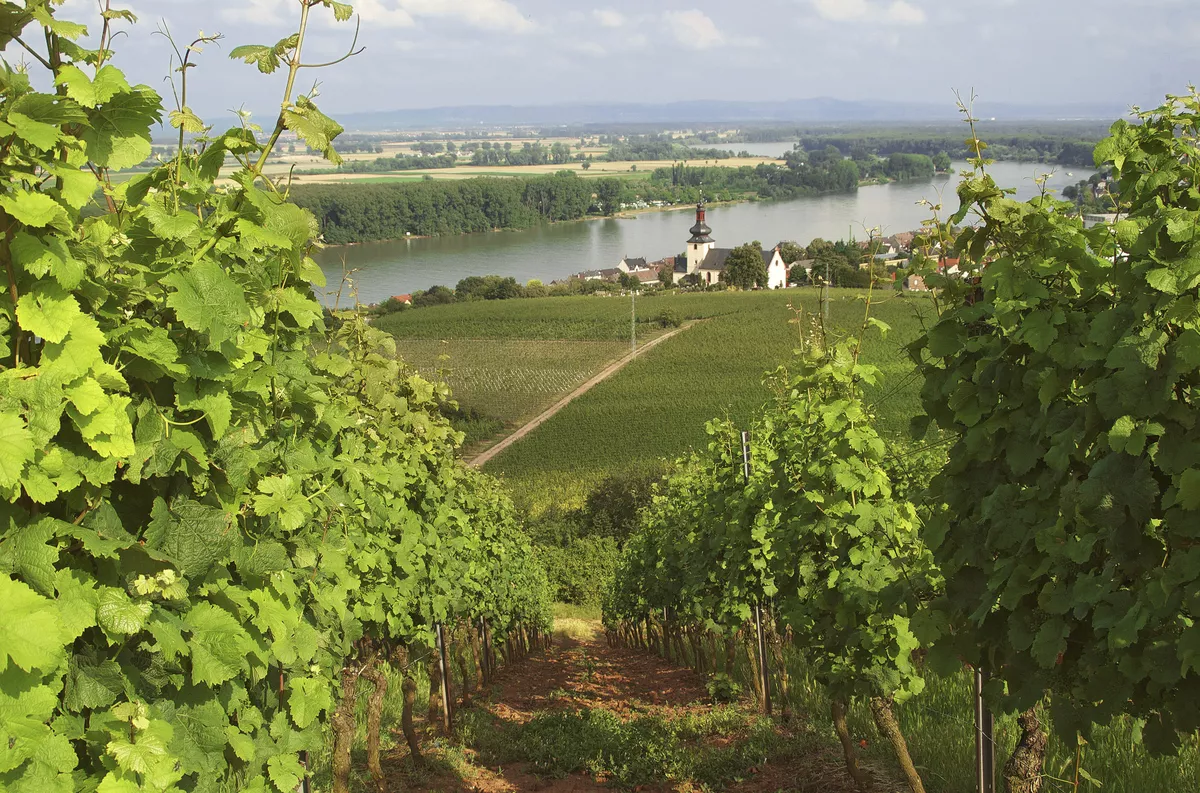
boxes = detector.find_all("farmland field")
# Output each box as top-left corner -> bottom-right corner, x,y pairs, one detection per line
395,338 -> 632,454
380,289 -> 937,512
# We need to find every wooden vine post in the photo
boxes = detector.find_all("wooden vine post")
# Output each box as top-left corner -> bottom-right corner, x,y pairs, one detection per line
436,622 -> 453,733
974,668 -> 996,793
742,430 -> 772,716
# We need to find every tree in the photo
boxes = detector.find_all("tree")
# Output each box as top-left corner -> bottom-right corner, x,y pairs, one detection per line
778,240 -> 805,264
932,151 -> 952,171
659,263 -> 675,286
721,242 -> 768,290
581,160 -> 591,170
413,285 -> 456,307
595,178 -> 622,215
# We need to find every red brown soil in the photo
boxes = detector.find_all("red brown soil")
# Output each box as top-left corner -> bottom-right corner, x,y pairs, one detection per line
378,629 -> 889,793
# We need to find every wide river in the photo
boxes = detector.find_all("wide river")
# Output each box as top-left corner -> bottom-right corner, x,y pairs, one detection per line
315,161 -> 1093,305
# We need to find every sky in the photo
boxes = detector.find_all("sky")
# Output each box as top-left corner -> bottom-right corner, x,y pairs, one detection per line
14,0 -> 1199,123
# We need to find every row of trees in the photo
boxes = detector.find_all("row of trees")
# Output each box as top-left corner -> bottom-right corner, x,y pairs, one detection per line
0,6 -> 552,793
290,172 -> 615,243
605,96 -> 1200,791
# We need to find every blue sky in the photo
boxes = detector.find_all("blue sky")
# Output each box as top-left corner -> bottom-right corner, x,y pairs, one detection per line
19,0 -> 1200,123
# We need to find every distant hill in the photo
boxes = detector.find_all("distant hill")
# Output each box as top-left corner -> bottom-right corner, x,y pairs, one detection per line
335,97 -> 1130,131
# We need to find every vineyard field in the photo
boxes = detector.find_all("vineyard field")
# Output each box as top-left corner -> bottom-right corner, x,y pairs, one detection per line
470,289 -> 935,511
396,338 -> 631,451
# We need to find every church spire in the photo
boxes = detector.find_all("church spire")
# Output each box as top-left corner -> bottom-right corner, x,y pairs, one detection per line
688,194 -> 713,244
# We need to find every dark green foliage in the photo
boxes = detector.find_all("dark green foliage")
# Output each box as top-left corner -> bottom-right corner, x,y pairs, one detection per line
721,241 -> 770,289
290,172 -> 598,243
656,308 -> 684,328
536,536 -> 620,607
911,93 -> 1200,752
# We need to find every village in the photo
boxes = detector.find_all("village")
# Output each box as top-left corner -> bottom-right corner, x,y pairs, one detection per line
570,201 -> 938,292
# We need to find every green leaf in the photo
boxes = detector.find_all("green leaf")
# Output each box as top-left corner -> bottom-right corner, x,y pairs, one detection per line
329,1 -> 355,22
168,107 -> 206,134
229,44 -> 281,74
0,576 -> 68,673
82,85 -> 161,169
267,753 -> 304,793
0,517 -> 59,596
1177,468 -> 1200,510
1146,267 -> 1178,294
1108,415 -> 1135,453
163,260 -> 252,346
282,97 -> 344,165
15,284 -> 81,343
55,64 -> 130,108
253,475 -> 310,532
185,603 -> 251,687
149,499 -> 235,579
175,380 -> 233,438
0,412 -> 35,490
8,110 -> 62,150
0,190 -> 66,228
288,676 -> 331,729
143,199 -> 201,242
96,588 -> 152,636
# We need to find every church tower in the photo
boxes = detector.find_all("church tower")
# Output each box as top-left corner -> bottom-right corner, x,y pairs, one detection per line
685,200 -> 715,274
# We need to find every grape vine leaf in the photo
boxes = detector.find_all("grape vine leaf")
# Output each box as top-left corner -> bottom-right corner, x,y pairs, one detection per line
0,412 -> 35,489
185,603 -> 251,687
0,576 -> 68,672
55,64 -> 130,108
97,588 -> 152,636
163,260 -> 252,346
0,190 -> 67,228
146,498 -> 234,578
15,285 -> 81,344
287,676 -> 331,729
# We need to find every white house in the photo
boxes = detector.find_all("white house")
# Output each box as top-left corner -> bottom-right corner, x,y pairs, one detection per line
673,202 -> 791,289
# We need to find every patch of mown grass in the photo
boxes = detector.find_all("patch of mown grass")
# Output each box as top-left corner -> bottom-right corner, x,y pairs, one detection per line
459,705 -> 788,790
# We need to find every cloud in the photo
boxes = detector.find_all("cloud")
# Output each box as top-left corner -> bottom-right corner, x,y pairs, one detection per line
593,9 -> 625,28
810,0 -> 926,25
221,0 -> 531,33
664,10 -> 724,50
355,0 -> 416,28
400,0 -> 533,33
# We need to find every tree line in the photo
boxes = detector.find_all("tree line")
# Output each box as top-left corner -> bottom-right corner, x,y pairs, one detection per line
290,172 -> 613,243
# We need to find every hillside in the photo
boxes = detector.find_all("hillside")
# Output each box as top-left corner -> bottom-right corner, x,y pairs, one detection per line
384,289 -> 936,512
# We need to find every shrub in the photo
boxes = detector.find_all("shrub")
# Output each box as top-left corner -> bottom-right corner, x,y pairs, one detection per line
656,308 -> 684,328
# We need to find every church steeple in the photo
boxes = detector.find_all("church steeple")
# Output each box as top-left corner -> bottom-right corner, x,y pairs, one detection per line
688,199 -> 713,244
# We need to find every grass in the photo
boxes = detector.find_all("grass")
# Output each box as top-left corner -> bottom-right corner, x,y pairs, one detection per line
395,338 -> 632,449
473,289 -> 934,512
457,704 -> 795,790
552,602 -> 603,642
672,640 -> 1199,793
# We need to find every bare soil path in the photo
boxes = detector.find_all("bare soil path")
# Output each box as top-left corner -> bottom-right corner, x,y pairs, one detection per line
382,627 -> 870,793
467,321 -> 698,468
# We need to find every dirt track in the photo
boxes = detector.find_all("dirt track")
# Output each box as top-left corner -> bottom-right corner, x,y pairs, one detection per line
381,629 -> 871,793
467,322 -> 698,468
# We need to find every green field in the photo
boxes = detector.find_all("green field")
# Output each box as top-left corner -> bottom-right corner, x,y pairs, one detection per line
394,338 -> 631,453
382,290 -> 936,512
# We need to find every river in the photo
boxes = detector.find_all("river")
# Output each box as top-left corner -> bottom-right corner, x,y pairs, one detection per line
315,161 -> 1093,305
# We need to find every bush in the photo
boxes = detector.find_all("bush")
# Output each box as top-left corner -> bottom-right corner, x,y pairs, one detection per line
706,673 -> 743,704
656,308 -> 684,328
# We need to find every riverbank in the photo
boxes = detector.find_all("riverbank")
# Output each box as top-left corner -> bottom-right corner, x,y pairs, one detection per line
313,160 -> 1094,304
